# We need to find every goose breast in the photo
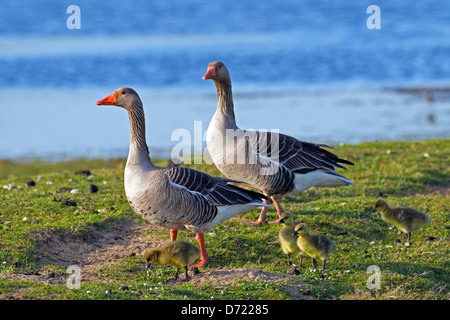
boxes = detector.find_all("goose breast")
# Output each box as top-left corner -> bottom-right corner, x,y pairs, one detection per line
125,169 -> 217,232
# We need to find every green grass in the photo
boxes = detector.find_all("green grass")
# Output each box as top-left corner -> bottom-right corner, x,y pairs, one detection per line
0,139 -> 448,300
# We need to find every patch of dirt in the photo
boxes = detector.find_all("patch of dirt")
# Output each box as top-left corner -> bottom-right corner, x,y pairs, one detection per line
408,184 -> 450,196
189,267 -> 312,299
30,218 -> 160,282
424,184 -> 450,195
2,217 -> 311,299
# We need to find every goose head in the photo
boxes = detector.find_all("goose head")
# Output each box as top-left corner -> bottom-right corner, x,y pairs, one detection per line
97,87 -> 143,111
202,61 -> 230,82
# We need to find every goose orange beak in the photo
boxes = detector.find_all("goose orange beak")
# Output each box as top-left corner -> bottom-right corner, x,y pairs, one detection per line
202,66 -> 216,80
96,92 -> 116,105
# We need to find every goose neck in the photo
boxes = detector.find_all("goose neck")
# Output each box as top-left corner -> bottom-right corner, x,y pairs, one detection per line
127,107 -> 153,166
214,78 -> 237,127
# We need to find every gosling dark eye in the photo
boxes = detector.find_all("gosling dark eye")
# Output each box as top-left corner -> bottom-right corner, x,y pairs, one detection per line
121,90 -> 126,95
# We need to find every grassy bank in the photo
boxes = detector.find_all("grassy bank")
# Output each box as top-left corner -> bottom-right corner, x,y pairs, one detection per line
0,139 -> 448,300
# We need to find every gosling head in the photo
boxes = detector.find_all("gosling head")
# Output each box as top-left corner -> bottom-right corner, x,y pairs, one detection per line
279,212 -> 294,225
202,61 -> 230,82
96,87 -> 143,111
292,223 -> 310,237
143,248 -> 159,270
372,199 -> 390,213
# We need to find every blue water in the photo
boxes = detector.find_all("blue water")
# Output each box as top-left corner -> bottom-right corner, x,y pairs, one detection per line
1,0 -> 450,88
1,0 -> 449,160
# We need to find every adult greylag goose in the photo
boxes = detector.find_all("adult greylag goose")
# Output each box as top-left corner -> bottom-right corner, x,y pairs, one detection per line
96,87 -> 268,267
203,61 -> 354,225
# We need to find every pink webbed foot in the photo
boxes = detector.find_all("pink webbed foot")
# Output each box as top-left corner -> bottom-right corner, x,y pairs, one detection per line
245,198 -> 270,226
267,195 -> 283,224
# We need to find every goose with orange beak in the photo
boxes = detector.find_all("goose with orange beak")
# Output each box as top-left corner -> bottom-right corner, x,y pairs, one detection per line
203,61 -> 354,225
96,87 -> 268,268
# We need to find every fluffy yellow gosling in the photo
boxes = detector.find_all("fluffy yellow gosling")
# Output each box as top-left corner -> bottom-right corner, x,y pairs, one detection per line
144,241 -> 200,280
372,199 -> 430,242
278,212 -> 300,266
293,223 -> 336,269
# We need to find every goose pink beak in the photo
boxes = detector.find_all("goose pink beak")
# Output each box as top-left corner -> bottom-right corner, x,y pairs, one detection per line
96,92 -> 116,105
202,66 -> 216,80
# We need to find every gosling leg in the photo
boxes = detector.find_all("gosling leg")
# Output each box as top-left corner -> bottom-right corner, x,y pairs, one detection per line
174,268 -> 180,279
323,259 -> 327,269
312,259 -> 317,269
287,253 -> 292,266
184,266 -> 190,281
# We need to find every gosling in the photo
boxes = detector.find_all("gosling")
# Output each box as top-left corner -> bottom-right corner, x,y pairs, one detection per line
278,212 -> 300,266
372,199 -> 430,242
144,241 -> 200,281
292,223 -> 336,269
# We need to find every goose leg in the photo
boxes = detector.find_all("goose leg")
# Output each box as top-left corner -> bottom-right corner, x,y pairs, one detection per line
170,229 -> 178,241
246,198 -> 270,225
189,233 -> 209,268
267,195 -> 283,224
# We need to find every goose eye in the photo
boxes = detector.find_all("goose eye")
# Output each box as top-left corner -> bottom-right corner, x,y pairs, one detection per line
121,90 -> 126,95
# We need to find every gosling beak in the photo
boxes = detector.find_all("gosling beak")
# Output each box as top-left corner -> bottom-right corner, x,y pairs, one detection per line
96,92 -> 116,105
279,219 -> 284,224
370,208 -> 377,213
292,231 -> 298,236
202,66 -> 216,80
145,263 -> 152,270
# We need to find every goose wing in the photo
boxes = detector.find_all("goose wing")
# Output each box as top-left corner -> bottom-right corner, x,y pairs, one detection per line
161,166 -> 267,206
249,131 -> 353,173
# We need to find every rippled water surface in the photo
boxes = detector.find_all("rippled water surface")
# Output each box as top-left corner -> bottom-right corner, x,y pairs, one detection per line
1,1 -> 449,160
